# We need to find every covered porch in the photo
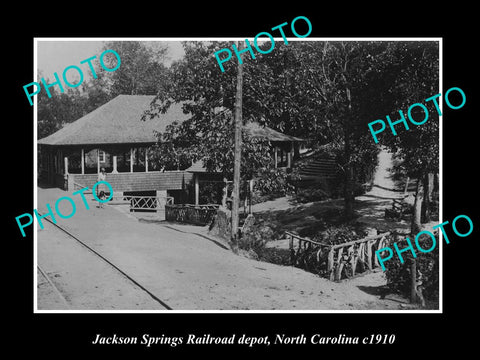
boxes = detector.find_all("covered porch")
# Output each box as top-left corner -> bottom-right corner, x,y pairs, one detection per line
38,143 -> 194,195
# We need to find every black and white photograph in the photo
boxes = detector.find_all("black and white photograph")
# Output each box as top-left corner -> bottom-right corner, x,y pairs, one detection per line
6,7 -> 479,356
34,38 -> 441,312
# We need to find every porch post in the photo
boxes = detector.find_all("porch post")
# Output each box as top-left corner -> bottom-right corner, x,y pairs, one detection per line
63,155 -> 70,191
81,148 -> 85,174
194,174 -> 199,206
274,146 -> 278,168
290,141 -> 295,166
130,148 -> 134,173
145,149 -> 149,173
112,155 -> 118,173
97,149 -> 100,173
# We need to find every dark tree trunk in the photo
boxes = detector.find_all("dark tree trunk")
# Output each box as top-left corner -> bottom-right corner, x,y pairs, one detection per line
343,129 -> 355,220
410,173 -> 427,306
411,176 -> 424,234
231,41 -> 244,254
421,173 -> 434,223
342,85 -> 355,220
344,165 -> 355,219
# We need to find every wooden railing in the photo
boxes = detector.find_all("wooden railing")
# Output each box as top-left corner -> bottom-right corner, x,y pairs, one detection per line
286,231 -> 392,282
165,204 -> 220,226
72,181 -> 174,212
130,196 -> 173,211
109,195 -> 174,211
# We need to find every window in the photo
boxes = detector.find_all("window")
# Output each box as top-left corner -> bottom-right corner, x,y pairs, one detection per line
99,151 -> 106,163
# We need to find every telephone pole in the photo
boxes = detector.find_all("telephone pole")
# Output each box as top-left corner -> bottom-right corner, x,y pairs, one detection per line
231,40 -> 244,253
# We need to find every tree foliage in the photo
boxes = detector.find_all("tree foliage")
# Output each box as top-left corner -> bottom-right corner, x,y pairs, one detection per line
376,42 -> 440,230
37,69 -> 111,139
37,41 -> 171,139
143,41 -> 273,180
144,40 -> 440,215
378,42 -> 440,178
383,232 -> 439,305
37,39 -> 439,220
101,41 -> 169,96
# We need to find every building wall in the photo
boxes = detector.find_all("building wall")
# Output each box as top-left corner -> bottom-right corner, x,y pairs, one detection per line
68,171 -> 194,193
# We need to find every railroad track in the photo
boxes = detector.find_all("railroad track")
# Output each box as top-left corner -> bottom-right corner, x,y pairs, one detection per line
37,263 -> 71,308
37,213 -> 172,310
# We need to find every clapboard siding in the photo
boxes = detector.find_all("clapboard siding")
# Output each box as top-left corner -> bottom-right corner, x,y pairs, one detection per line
70,171 -> 193,192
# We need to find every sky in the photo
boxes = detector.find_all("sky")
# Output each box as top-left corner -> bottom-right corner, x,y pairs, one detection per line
36,39 -> 186,80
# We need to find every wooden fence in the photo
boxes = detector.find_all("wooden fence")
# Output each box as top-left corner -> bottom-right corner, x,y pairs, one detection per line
165,204 -> 220,226
73,182 -> 174,212
286,231 -> 392,281
108,195 -> 173,211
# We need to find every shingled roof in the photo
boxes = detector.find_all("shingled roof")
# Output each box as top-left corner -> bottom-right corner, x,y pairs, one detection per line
38,95 -> 186,146
38,95 -> 303,146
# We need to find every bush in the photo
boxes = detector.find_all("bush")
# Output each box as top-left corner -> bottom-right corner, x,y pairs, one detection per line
383,232 -> 439,305
239,219 -> 372,278
313,223 -> 368,245
255,246 -> 291,266
250,167 -> 299,205
239,222 -> 291,266
295,187 -> 330,203
293,174 -> 346,204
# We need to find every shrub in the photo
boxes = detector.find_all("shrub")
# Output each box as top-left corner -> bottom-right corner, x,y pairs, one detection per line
254,167 -> 297,197
239,222 -> 291,266
295,187 -> 330,203
383,232 -> 439,305
255,246 -> 291,266
313,223 -> 367,245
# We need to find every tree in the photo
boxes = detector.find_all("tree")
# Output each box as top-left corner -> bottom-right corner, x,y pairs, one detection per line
37,41 -> 172,140
231,40 -> 244,249
378,41 -> 440,233
144,41 -> 400,219
143,41 -> 272,181
375,41 -> 439,306
37,86 -> 85,139
272,41 -> 392,218
101,41 -> 169,96
37,69 -> 111,139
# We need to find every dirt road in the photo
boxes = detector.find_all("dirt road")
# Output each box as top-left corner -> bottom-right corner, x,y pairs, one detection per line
36,186 -> 414,311
37,219 -> 166,310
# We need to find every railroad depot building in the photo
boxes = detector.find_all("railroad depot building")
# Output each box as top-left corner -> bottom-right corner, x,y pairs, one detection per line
37,95 -> 304,205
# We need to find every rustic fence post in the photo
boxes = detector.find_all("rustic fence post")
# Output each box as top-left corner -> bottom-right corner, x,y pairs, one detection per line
349,245 -> 357,276
366,240 -> 373,270
357,242 -> 365,273
327,247 -> 335,281
410,258 -> 417,304
288,234 -> 295,265
335,248 -> 344,281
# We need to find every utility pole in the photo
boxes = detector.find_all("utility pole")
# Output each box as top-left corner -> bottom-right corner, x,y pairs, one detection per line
231,40 -> 244,253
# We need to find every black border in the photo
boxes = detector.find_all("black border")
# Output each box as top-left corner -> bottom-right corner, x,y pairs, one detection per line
7,6 -> 479,356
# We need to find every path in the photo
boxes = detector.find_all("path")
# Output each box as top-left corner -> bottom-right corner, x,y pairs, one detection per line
355,148 -> 411,232
250,148 -> 411,234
